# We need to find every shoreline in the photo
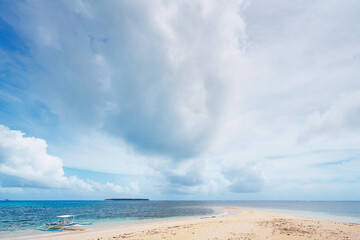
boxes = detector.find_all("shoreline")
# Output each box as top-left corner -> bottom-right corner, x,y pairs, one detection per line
8,207 -> 360,240
236,206 -> 360,224
4,208 -> 224,240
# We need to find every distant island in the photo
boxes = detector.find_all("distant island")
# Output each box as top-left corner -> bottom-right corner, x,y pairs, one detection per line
105,198 -> 149,201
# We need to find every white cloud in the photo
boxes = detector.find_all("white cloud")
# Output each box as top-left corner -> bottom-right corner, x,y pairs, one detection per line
0,124 -> 71,189
52,131 -> 160,176
0,125 -> 138,195
221,159 -> 263,193
1,0 -> 250,158
302,91 -> 360,139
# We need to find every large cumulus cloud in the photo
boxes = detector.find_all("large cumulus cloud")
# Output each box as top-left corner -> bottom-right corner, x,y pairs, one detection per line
0,124 -> 138,195
0,0 -> 248,158
0,124 -> 74,189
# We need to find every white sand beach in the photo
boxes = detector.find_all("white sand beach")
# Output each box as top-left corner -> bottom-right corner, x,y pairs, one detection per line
21,207 -> 360,240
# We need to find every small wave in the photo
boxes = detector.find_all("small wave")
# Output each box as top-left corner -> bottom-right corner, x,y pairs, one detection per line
0,219 -> 32,223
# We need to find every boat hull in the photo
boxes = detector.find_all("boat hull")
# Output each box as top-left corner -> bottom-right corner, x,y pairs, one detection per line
41,223 -> 88,231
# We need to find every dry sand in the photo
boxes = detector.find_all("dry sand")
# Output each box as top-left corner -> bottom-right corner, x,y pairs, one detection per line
23,207 -> 360,240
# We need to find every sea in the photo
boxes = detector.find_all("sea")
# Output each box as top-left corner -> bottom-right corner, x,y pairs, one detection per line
0,200 -> 360,239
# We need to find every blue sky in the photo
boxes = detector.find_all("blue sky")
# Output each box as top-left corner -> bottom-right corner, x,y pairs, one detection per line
0,0 -> 360,200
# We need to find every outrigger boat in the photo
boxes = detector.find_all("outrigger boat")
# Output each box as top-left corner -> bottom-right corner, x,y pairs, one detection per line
37,215 -> 91,231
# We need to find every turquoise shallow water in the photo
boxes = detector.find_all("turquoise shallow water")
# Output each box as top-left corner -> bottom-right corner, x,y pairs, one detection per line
0,200 -> 214,238
222,201 -> 360,224
1,200 -> 360,238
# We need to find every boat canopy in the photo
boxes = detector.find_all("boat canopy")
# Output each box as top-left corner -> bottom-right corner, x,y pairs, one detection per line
57,215 -> 75,218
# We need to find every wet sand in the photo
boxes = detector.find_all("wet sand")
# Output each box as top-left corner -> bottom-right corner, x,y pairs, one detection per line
23,207 -> 360,240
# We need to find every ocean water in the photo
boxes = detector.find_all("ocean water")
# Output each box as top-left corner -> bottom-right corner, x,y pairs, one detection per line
220,201 -> 360,224
0,200 -> 214,238
0,200 -> 359,238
